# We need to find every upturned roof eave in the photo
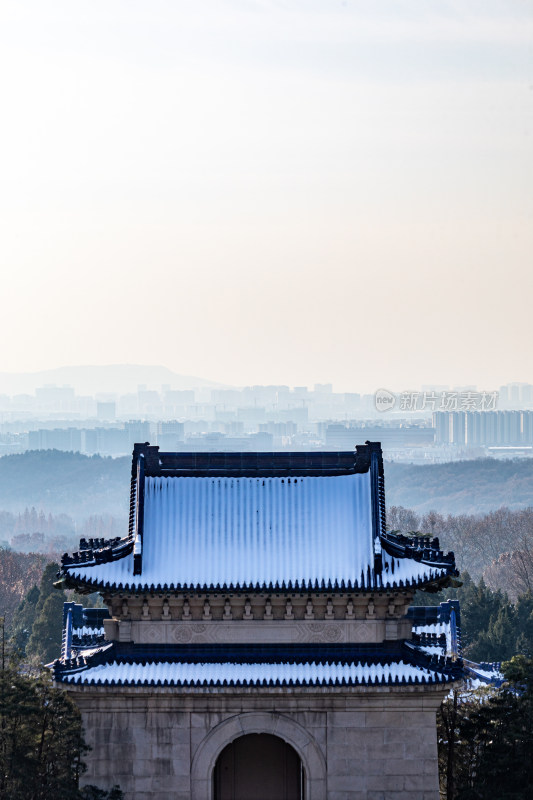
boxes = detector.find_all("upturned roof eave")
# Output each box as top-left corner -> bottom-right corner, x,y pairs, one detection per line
55,569 -> 453,596
52,641 -> 463,687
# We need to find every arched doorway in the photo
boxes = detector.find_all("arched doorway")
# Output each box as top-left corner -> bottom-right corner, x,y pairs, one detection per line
213,733 -> 304,800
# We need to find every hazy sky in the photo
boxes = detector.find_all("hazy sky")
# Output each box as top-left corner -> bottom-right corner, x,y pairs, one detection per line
1,0 -> 532,392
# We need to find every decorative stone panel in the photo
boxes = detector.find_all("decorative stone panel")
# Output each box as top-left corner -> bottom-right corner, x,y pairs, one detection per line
116,618 -> 412,645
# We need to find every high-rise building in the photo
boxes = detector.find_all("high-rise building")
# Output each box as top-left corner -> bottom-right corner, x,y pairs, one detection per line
434,410 -> 533,446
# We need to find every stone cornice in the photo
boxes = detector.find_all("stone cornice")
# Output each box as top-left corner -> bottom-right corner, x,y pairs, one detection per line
104,591 -> 414,624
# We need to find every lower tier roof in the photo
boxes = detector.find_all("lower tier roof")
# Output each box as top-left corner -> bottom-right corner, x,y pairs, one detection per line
58,658 -> 450,687
53,639 -> 462,688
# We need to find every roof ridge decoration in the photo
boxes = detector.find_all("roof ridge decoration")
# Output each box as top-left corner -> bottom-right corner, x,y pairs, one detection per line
380,531 -> 459,575
60,535 -> 133,569
369,444 -> 385,579
133,441 -> 380,477
132,449 -> 145,576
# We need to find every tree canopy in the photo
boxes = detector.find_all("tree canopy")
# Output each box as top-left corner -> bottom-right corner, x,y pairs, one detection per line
439,656 -> 533,799
0,647 -> 122,800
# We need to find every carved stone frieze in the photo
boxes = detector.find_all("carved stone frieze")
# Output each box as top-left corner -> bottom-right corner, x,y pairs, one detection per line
124,619 -> 390,645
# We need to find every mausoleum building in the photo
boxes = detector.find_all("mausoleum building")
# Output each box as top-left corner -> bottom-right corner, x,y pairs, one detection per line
54,442 -> 462,800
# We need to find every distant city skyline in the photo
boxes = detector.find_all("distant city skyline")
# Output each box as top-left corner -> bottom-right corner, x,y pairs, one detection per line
2,1 -> 531,391
0,363 -> 532,397
0,365 -> 532,463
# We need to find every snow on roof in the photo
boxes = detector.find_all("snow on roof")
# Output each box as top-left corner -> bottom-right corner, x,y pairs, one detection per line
412,622 -> 452,656
72,472 -> 373,588
419,645 -> 444,656
463,660 -> 504,687
145,473 -> 373,588
61,658 -> 447,687
412,623 -> 447,635
470,666 -> 501,681
73,626 -> 104,637
61,603 -> 108,661
65,472 -> 449,591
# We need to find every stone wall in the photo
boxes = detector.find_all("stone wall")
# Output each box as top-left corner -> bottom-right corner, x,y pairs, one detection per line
70,683 -> 446,800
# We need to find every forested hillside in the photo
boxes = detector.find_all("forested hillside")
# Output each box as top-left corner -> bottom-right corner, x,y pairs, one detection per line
385,457 -> 533,514
0,450 -> 130,518
388,505 -> 533,596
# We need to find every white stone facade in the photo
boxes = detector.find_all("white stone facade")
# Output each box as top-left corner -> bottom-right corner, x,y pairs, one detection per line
71,682 -> 446,800
61,590 -> 451,798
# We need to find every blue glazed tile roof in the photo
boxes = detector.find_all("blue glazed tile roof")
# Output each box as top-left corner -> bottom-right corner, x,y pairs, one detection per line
59,443 -> 458,592
54,637 -> 462,687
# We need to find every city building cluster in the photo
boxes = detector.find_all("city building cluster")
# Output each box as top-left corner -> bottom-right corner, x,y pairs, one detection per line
0,381 -> 531,462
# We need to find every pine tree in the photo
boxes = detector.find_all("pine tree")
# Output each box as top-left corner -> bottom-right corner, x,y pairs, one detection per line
440,656 -> 533,799
460,656 -> 533,798
0,631 -> 122,800
70,591 -> 104,610
33,563 -> 62,617
23,562 -> 66,663
0,631 -> 83,800
486,604 -> 517,661
10,584 -> 40,655
460,577 -> 506,654
27,592 -> 65,664
514,592 -> 533,657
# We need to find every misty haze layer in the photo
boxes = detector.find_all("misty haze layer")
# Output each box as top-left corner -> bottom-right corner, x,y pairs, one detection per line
0,1 -> 531,390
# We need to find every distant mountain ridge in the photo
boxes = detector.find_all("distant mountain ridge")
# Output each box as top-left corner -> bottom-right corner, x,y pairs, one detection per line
0,451 -> 531,522
0,364 -> 231,396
